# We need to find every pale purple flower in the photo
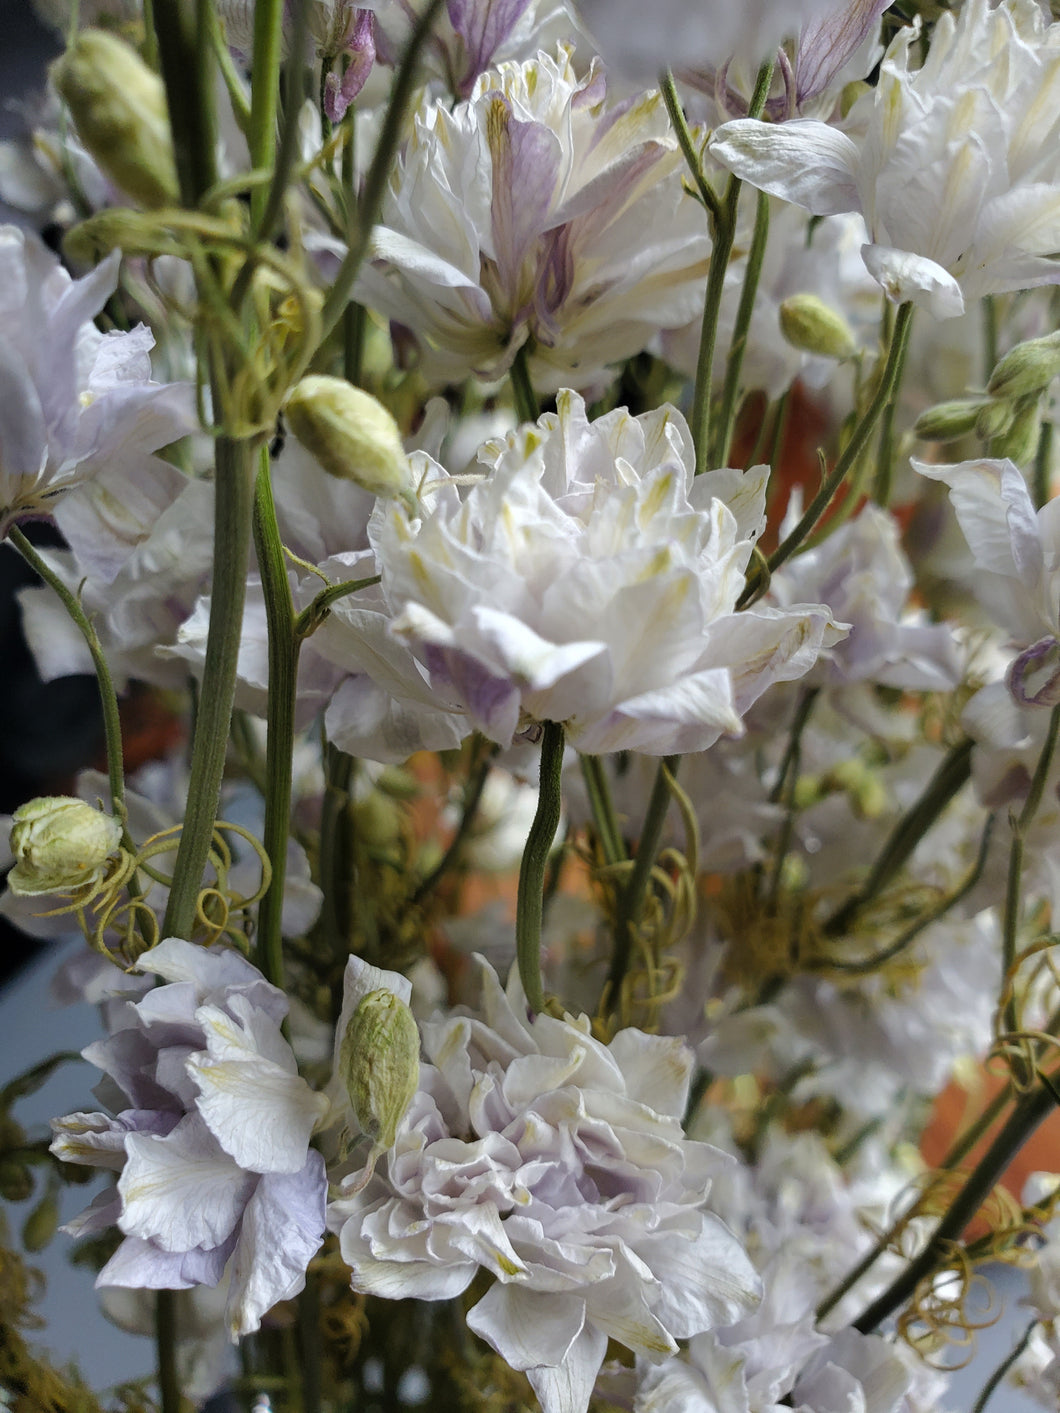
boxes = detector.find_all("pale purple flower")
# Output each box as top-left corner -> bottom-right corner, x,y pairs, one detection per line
51,938 -> 329,1338
354,48 -> 711,391
0,226 -> 194,544
710,0 -> 1060,318
359,391 -> 842,753
328,955 -> 761,1413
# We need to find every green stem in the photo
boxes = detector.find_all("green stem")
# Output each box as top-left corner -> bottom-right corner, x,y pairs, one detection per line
765,685 -> 818,909
7,527 -> 126,819
155,1290 -> 180,1413
252,446 -> 299,989
254,0 -> 312,242
606,756 -> 679,1005
870,308 -> 914,505
579,754 -> 626,868
823,735 -> 972,937
162,436 -> 257,941
940,1083 -> 1013,1173
318,0 -> 448,347
971,1320 -> 1038,1413
712,189 -> 770,468
852,1080 -> 1059,1334
295,574 -> 381,639
750,301 -> 915,592
659,71 -> 722,223
516,722 -> 565,1013
153,0 -> 218,206
509,344 -> 540,424
298,1269 -> 323,1413
247,0 -> 286,232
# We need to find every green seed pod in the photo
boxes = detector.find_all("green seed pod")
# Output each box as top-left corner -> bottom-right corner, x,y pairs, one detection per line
778,293 -> 857,361
22,1191 -> 61,1253
285,376 -> 413,499
987,332 -> 1060,402
51,30 -> 179,210
340,988 -> 420,1149
8,797 -> 123,897
913,399 -> 988,442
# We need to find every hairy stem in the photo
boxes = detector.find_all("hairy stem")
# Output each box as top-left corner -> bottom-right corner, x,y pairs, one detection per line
516,722 -> 565,1013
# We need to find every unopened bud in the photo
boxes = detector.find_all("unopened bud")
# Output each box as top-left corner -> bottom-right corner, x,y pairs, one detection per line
51,30 -> 178,210
22,1191 -> 60,1252
779,294 -> 857,361
989,395 -> 1042,466
975,398 -> 1015,442
8,797 -> 123,897
913,399 -> 987,442
0,1160 -> 33,1203
987,332 -> 1060,402
285,376 -> 412,499
340,987 -> 420,1149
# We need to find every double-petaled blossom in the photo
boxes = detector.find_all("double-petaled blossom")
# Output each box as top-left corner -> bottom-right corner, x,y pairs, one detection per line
353,47 -> 710,391
0,225 -> 194,544
328,955 -> 761,1413
358,392 -> 843,753
710,0 -> 1060,318
51,939 -> 329,1338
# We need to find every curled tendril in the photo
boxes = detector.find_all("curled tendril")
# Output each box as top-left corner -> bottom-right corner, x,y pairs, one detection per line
993,930 -> 1060,1089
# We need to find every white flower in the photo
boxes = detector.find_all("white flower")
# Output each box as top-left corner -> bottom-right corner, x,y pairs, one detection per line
709,0 -> 1060,318
0,226 -> 194,539
51,938 -> 329,1338
359,391 -> 842,753
328,955 -> 761,1413
354,47 -> 710,390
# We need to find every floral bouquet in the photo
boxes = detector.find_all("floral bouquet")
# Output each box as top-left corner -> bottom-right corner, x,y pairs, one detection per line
3,0 -> 1060,1408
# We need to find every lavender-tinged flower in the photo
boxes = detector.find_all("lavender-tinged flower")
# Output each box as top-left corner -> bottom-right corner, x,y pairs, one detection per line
328,955 -> 761,1413
0,226 -> 194,545
358,391 -> 843,753
710,0 -> 1060,318
51,938 -> 329,1338
353,48 -> 711,391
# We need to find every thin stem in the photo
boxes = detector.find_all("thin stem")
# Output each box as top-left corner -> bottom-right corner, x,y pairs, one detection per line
765,686 -> 818,909
606,756 -> 679,1005
8,527 -> 125,819
971,1320 -> 1038,1413
689,173 -> 739,475
1034,418 -> 1053,510
162,436 -> 257,941
579,754 -> 626,868
870,306 -> 914,505
823,735 -> 972,937
295,573 -> 381,638
155,1290 -> 180,1413
982,295 -> 999,385
750,301 -> 915,591
153,0 -> 218,206
659,71 -> 722,223
412,740 -> 499,905
852,1079 -> 1059,1334
247,0 -> 286,232
940,1082 -> 1013,1173
318,0 -> 448,346
509,343 -> 540,424
254,0 -> 312,242
712,189 -> 770,468
252,446 -> 299,989
516,722 -> 565,1014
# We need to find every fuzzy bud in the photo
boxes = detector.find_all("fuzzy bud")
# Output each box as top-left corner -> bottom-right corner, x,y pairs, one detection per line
989,395 -> 1042,466
340,988 -> 420,1149
51,30 -> 179,210
22,1191 -> 61,1252
986,332 -> 1060,402
285,376 -> 412,499
778,294 -> 857,361
8,797 -> 123,897
975,398 -> 1016,442
913,399 -> 988,442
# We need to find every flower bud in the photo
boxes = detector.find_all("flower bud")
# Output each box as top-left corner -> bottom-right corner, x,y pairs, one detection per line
285,376 -> 412,499
8,797 -> 123,897
778,294 -> 857,361
987,332 -> 1060,402
51,30 -> 179,210
989,395 -> 1042,466
340,987 -> 420,1149
22,1191 -> 61,1252
975,397 -> 1015,442
913,399 -> 988,442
